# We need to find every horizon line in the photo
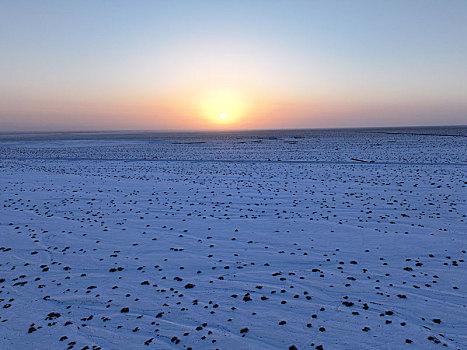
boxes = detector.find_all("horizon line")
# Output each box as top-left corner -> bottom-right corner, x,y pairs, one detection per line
1,123 -> 466,136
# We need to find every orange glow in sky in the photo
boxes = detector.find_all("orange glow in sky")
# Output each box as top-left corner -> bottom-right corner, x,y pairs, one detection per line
0,2 -> 466,131
197,89 -> 247,127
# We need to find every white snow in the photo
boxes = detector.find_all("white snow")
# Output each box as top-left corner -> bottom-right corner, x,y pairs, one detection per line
0,127 -> 466,349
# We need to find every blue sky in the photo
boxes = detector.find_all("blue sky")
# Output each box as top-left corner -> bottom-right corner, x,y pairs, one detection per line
1,1 -> 466,131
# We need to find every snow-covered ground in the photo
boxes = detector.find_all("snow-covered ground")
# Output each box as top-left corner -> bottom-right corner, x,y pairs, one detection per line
0,127 -> 466,349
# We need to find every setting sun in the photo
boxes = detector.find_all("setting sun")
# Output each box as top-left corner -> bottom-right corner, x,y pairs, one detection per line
195,89 -> 249,127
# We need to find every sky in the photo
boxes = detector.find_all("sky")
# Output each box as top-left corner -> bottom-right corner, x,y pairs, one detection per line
1,0 -> 466,132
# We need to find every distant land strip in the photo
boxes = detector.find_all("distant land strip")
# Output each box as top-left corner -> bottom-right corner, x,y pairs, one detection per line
359,131 -> 467,137
3,157 -> 467,167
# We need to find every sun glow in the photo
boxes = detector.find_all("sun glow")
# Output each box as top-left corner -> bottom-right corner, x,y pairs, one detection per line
197,89 -> 247,127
